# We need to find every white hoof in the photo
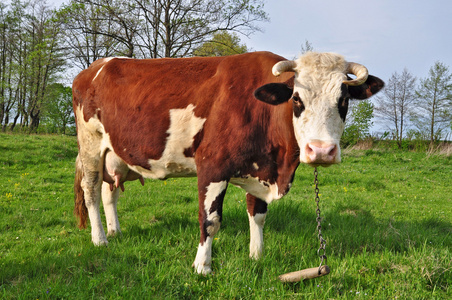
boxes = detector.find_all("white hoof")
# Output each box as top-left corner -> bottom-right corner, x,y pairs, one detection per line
107,229 -> 121,237
249,250 -> 262,260
92,237 -> 108,246
193,262 -> 212,275
193,238 -> 213,275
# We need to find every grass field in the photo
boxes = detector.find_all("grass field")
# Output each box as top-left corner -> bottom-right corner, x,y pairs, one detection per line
0,133 -> 451,299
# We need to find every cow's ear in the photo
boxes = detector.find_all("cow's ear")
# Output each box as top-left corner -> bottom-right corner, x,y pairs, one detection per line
348,75 -> 385,100
254,83 -> 293,105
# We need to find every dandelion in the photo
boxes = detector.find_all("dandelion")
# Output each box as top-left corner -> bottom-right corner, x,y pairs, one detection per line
343,187 -> 348,192
5,192 -> 13,199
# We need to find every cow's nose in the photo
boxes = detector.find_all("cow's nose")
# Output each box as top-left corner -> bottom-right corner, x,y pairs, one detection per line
305,142 -> 338,165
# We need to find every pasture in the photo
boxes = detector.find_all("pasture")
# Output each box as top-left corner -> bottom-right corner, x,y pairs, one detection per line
0,133 -> 451,299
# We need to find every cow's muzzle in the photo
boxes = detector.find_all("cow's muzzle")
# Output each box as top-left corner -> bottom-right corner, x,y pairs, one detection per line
304,141 -> 339,166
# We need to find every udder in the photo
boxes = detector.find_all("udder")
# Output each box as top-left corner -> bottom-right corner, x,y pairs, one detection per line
103,150 -> 144,191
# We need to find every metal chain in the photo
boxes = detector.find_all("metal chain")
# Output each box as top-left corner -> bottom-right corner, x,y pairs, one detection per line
314,167 -> 327,274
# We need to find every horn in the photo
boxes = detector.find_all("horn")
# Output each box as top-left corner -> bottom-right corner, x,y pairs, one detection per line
343,62 -> 369,86
272,60 -> 297,77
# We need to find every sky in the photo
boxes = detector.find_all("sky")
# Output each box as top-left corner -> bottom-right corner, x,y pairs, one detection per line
245,0 -> 452,83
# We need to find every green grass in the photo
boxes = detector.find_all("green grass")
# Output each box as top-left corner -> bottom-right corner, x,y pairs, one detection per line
0,133 -> 451,299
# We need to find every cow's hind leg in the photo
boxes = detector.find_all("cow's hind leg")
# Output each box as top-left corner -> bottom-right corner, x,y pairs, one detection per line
76,111 -> 108,246
80,165 -> 107,246
102,182 -> 121,237
193,180 -> 228,275
246,194 -> 268,259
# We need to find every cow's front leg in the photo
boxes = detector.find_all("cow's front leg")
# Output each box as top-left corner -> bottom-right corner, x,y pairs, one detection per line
101,182 -> 121,237
246,194 -> 268,259
193,180 -> 228,275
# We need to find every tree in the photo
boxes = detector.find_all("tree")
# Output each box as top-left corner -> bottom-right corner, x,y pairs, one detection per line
57,0 -> 268,67
193,32 -> 247,56
342,100 -> 374,147
25,0 -> 66,132
42,83 -> 74,134
57,0 -> 137,69
136,0 -> 267,58
374,69 -> 416,147
412,61 -> 452,144
300,39 -> 313,54
0,0 -> 65,132
0,0 -> 27,131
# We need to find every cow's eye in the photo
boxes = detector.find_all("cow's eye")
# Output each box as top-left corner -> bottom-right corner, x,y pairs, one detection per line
292,95 -> 304,107
292,93 -> 305,117
338,97 -> 349,121
339,97 -> 349,108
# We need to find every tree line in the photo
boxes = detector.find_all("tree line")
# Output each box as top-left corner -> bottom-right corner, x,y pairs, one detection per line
0,0 -> 450,145
343,63 -> 452,147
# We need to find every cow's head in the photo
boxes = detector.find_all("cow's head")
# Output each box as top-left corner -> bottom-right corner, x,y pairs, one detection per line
254,52 -> 384,166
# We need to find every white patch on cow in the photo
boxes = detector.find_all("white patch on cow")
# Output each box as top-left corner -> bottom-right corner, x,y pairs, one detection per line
204,181 -> 228,214
91,57 -> 117,82
204,181 -> 227,236
252,162 -> 259,170
76,106 -> 103,135
92,57 -> 131,82
132,104 -> 206,179
248,212 -> 266,259
193,237 -> 213,275
230,176 -> 281,204
92,66 -> 105,82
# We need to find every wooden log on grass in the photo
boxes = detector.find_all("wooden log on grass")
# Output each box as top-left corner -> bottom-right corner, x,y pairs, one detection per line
278,265 -> 330,282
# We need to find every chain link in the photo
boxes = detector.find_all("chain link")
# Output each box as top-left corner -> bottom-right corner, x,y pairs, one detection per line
314,167 -> 327,274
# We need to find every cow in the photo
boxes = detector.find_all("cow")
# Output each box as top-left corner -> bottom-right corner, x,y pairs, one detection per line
72,51 -> 384,275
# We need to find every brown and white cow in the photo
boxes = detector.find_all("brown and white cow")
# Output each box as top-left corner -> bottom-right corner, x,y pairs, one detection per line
73,51 -> 384,274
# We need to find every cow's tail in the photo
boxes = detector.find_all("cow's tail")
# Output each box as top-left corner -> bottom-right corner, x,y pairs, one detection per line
74,154 -> 88,229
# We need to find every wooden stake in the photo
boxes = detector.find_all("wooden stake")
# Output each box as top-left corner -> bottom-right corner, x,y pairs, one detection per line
278,265 -> 330,283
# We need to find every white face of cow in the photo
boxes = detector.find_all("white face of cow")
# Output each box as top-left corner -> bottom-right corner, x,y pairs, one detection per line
254,52 -> 384,166
291,71 -> 348,165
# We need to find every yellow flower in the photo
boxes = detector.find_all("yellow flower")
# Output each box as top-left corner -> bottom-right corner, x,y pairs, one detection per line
343,187 -> 348,192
